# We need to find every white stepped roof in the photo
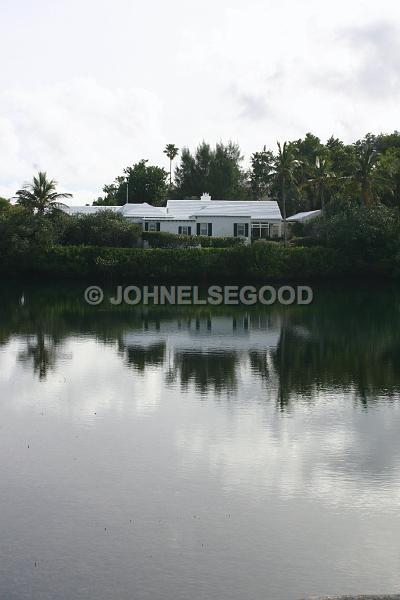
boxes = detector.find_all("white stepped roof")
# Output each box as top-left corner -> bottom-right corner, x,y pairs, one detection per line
167,199 -> 282,220
121,203 -> 167,218
166,200 -> 208,219
63,199 -> 282,221
287,210 -> 321,222
62,203 -> 167,218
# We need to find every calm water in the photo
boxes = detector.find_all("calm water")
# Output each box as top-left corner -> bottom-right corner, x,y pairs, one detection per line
1,284 -> 400,600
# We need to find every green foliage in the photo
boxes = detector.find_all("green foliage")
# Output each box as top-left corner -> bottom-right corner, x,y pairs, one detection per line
273,141 -> 301,244
0,205 -> 58,259
321,203 -> 400,271
61,210 -> 141,247
249,146 -> 274,199
164,144 -> 179,186
247,130 -> 400,215
142,231 -> 243,248
15,171 -> 72,214
142,231 -> 195,248
174,141 -> 247,199
289,236 -> 323,248
0,206 -> 141,262
0,197 -> 10,211
0,240 -> 360,281
95,160 -> 169,206
289,221 -> 305,237
3,236 -> 400,282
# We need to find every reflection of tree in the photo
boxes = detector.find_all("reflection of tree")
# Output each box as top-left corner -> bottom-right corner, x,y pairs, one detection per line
171,351 -> 238,394
271,289 -> 400,408
122,342 -> 166,372
3,283 -> 400,405
17,333 -> 66,380
249,351 -> 270,381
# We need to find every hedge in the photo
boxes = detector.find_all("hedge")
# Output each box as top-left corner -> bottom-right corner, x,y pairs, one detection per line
0,242 -> 357,282
142,231 -> 243,249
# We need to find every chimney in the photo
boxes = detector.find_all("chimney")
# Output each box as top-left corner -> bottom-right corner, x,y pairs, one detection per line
200,193 -> 211,201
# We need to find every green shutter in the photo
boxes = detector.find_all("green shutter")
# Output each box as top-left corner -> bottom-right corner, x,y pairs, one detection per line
178,226 -> 182,234
233,223 -> 238,237
208,223 -> 212,236
188,226 -> 192,236
197,223 -> 201,235
245,223 -> 249,237
156,222 -> 160,231
144,222 -> 149,232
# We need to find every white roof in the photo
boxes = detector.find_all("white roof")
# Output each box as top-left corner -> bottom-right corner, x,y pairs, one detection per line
287,210 -> 321,222
166,200 -> 207,219
121,203 -> 166,218
62,203 -> 167,218
167,199 -> 282,220
62,199 -> 283,221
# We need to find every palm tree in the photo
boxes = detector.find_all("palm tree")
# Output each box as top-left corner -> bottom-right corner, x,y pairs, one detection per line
307,156 -> 336,216
273,142 -> 300,245
15,172 -> 72,214
163,144 -> 179,186
354,143 -> 380,207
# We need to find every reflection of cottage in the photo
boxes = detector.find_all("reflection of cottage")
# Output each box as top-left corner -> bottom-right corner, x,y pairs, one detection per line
119,314 -> 282,392
63,194 -> 283,243
120,315 -> 281,353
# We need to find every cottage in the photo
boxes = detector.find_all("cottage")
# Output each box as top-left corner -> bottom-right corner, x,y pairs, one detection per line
63,193 -> 283,242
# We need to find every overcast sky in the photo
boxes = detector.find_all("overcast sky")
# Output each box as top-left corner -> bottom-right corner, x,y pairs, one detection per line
1,0 -> 399,204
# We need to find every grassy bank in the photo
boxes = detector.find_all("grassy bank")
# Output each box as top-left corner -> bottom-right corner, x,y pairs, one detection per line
1,242 -> 398,283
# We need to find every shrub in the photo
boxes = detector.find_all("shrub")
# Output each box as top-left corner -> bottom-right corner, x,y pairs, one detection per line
323,203 -> 400,263
289,236 -> 323,247
0,205 -> 58,259
0,197 -> 10,212
0,242 -> 346,282
61,210 -> 141,247
289,221 -> 305,237
142,231 -> 242,249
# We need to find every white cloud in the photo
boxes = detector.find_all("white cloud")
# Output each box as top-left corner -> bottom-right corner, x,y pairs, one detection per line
0,78 -> 165,203
1,0 -> 400,198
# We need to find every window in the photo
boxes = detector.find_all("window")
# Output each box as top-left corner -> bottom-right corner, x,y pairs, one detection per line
199,223 -> 208,236
197,222 -> 212,236
148,222 -> 158,232
251,222 -> 270,239
179,225 -> 192,235
237,223 -> 246,237
145,221 -> 160,232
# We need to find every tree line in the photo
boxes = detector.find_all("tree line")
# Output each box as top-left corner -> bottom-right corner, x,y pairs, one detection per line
91,132 -> 400,218
3,131 -> 400,217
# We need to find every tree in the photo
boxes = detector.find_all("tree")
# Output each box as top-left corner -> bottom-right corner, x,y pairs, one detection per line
14,172 -> 72,214
163,144 -> 179,186
0,205 -> 59,256
95,160 -> 169,206
61,211 -> 141,247
0,197 -> 10,211
306,156 -> 336,215
249,146 -> 274,199
354,143 -> 381,206
174,141 -> 247,199
326,136 -> 356,178
273,142 -> 301,245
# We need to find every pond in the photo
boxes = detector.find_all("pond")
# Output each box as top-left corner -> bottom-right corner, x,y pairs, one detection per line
1,283 -> 400,599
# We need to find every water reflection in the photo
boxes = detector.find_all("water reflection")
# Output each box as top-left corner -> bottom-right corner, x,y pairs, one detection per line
1,284 -> 400,403
1,284 -> 400,599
